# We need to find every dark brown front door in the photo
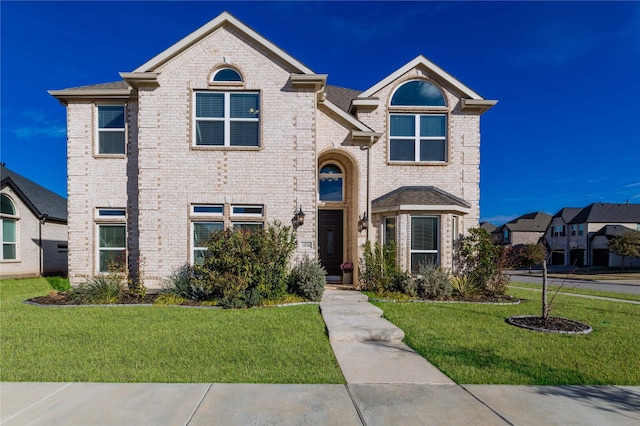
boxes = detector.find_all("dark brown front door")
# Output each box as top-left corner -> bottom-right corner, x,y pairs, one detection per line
318,209 -> 344,277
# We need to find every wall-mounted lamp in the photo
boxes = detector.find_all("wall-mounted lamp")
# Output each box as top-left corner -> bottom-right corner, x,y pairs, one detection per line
293,205 -> 305,229
358,211 -> 368,232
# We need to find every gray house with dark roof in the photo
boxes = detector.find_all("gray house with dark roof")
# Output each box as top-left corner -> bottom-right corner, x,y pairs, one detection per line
492,212 -> 551,248
1,164 -> 68,278
546,203 -> 640,267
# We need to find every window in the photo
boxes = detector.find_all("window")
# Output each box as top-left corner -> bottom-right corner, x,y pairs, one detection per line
97,105 -> 125,154
97,209 -> 126,217
552,225 -> 566,238
503,228 -> 510,242
192,205 -> 223,215
389,80 -> 447,163
410,216 -> 439,271
212,68 -> 242,82
319,163 -> 344,202
578,224 -> 585,236
231,205 -> 263,216
192,222 -> 223,265
1,194 -> 17,260
383,217 -> 396,244
98,224 -> 126,273
194,92 -> 259,147
232,222 -> 264,232
571,224 -> 577,236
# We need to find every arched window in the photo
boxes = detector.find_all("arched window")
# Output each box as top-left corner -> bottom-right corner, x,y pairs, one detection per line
319,163 -> 344,202
1,194 -> 18,260
389,80 -> 447,162
390,80 -> 445,106
212,68 -> 243,82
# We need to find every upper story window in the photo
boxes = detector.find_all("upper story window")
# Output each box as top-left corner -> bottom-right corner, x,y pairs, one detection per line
1,194 -> 18,260
97,105 -> 126,155
319,163 -> 344,202
503,228 -> 510,242
552,225 -> 566,238
389,80 -> 447,163
194,92 -> 260,147
212,68 -> 243,82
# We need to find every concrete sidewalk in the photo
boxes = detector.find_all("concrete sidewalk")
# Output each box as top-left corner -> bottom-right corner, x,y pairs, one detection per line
2,289 -> 639,425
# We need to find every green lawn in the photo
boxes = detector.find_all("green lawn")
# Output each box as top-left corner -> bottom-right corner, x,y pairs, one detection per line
371,288 -> 640,385
508,282 -> 640,302
0,278 -> 344,383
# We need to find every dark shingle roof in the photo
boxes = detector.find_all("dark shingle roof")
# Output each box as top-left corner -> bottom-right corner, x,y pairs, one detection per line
480,222 -> 497,233
593,224 -> 636,238
1,165 -> 67,222
569,203 -> 640,224
503,211 -> 551,232
552,207 -> 581,222
325,85 -> 361,112
372,186 -> 470,209
57,80 -> 130,92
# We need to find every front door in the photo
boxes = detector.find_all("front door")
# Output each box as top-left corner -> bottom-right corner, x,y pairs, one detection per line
318,209 -> 344,279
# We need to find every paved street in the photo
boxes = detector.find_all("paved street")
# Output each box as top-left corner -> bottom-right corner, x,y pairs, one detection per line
508,273 -> 640,295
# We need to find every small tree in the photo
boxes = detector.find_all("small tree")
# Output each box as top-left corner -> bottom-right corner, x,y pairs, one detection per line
608,230 -> 640,271
458,227 -> 506,294
519,244 -> 546,273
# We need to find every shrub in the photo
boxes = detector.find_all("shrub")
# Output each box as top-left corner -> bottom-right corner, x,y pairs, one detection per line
288,257 -> 326,301
45,276 -> 71,291
458,227 -> 507,295
415,264 -> 452,299
450,275 -> 481,298
359,241 -> 410,293
68,275 -> 125,304
163,263 -> 214,302
153,293 -> 186,306
199,221 -> 297,303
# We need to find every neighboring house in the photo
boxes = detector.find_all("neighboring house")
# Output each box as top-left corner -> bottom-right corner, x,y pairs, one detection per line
1,164 -> 68,278
49,12 -> 496,288
591,225 -> 640,269
492,212 -> 551,248
480,221 -> 497,235
546,203 -> 640,267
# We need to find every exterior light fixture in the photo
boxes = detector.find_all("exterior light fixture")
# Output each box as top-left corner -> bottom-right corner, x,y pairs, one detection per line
293,205 -> 305,228
358,211 -> 368,232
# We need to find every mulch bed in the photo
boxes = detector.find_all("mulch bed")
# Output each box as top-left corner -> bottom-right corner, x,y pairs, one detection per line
507,315 -> 592,334
28,291 -> 197,307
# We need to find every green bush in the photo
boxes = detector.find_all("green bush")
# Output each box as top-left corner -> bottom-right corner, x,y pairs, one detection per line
359,241 -> 410,293
450,275 -> 481,298
458,227 -> 507,295
415,264 -> 452,299
288,257 -> 326,301
68,275 -> 125,304
45,276 -> 70,291
163,263 -> 214,301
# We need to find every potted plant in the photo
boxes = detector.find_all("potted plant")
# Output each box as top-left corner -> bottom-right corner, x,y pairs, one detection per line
340,261 -> 354,284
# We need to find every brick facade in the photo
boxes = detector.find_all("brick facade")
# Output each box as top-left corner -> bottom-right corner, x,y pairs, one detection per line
51,13 -> 496,287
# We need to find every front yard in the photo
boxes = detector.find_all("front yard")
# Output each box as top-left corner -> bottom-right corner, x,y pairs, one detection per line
372,288 -> 640,385
0,278 -> 344,383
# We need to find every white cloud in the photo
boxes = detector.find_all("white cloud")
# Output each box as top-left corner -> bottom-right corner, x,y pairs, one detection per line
12,109 -> 66,139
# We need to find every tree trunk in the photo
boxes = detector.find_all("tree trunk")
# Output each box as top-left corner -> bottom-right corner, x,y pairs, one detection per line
542,259 -> 548,321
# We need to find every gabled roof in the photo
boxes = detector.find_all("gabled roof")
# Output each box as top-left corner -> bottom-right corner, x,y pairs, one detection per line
325,85 -> 362,113
480,222 -> 497,233
552,207 -> 582,222
593,225 -> 636,239
569,203 -> 640,224
1,164 -> 67,222
133,11 -> 314,74
358,55 -> 495,104
372,186 -> 471,214
499,211 -> 551,233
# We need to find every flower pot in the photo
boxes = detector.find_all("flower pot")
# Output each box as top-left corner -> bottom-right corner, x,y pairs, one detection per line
342,271 -> 353,284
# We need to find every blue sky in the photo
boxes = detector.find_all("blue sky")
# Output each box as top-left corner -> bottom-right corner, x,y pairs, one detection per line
2,1 -> 639,224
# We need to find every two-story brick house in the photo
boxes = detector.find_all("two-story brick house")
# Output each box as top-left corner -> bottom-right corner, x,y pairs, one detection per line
49,12 -> 496,288
546,203 -> 640,267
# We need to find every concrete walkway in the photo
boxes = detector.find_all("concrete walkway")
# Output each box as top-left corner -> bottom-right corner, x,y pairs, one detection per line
2,289 -> 639,425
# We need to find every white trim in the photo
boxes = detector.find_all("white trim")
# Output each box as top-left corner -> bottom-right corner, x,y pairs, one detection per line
318,162 -> 345,203
96,223 -> 126,274
319,100 -> 373,132
231,205 -> 264,217
410,215 -> 440,269
389,113 -> 447,163
372,204 -> 471,215
191,204 -> 224,216
358,55 -> 484,100
193,91 -> 260,147
191,221 -> 224,265
134,12 -> 314,74
96,104 -> 126,156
